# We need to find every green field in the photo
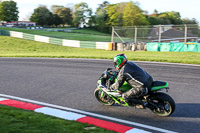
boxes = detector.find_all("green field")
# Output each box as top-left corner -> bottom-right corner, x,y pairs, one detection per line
0,27 -> 111,42
0,105 -> 115,133
0,36 -> 200,65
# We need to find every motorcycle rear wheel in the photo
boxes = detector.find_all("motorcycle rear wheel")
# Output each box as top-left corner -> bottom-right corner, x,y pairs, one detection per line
148,93 -> 175,117
94,88 -> 115,106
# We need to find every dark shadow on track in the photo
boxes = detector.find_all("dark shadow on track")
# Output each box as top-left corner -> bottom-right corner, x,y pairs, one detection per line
172,103 -> 200,118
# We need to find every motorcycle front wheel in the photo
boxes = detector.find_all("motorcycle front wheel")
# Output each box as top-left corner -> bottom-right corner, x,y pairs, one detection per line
94,88 -> 115,106
148,92 -> 175,117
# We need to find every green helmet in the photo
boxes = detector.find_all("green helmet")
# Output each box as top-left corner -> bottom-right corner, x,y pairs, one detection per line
113,54 -> 127,70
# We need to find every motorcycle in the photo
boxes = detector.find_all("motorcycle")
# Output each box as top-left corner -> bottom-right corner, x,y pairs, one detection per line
94,68 -> 175,117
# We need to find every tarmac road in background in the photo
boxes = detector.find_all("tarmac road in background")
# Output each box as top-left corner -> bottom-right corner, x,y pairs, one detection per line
0,58 -> 200,133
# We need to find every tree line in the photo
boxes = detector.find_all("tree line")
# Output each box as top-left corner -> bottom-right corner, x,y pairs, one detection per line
0,0 -> 198,33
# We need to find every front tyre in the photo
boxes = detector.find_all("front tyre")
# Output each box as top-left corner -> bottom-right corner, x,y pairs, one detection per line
94,88 -> 115,106
148,93 -> 175,117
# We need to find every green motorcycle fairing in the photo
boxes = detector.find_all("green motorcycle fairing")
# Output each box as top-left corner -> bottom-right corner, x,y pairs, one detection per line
118,81 -> 132,92
97,79 -> 169,106
98,79 -> 169,92
151,82 -> 168,91
97,79 -> 129,106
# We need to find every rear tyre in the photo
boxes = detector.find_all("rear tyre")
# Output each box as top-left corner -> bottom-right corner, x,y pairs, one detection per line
94,88 -> 115,106
148,93 -> 175,117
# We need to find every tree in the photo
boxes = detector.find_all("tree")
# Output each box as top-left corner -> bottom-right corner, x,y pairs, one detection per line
105,2 -> 148,27
30,6 -> 52,26
158,11 -> 182,25
147,16 -> 163,25
51,5 -> 64,14
152,9 -> 159,17
0,0 -> 19,22
95,1 -> 109,32
105,3 -> 122,27
73,2 -> 92,27
51,5 -> 73,26
167,11 -> 182,24
182,18 -> 198,24
56,7 -> 73,26
122,2 -> 149,26
48,13 -> 62,27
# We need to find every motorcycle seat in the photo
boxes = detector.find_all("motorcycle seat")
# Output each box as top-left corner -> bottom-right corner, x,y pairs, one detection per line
151,81 -> 168,91
152,81 -> 167,88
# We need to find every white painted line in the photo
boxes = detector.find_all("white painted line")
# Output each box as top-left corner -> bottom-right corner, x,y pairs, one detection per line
0,98 -> 8,101
35,107 -> 86,121
0,94 -> 177,133
126,128 -> 151,133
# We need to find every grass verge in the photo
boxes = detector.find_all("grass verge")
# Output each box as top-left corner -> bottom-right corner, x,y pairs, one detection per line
0,27 -> 111,42
0,36 -> 200,65
0,105 -> 115,133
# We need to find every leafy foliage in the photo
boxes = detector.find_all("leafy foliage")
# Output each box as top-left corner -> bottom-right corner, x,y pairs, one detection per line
122,2 -> 149,26
158,11 -> 182,25
30,6 -> 52,26
73,2 -> 92,27
51,6 -> 73,26
94,1 -> 110,32
0,0 -> 19,22
48,13 -> 62,27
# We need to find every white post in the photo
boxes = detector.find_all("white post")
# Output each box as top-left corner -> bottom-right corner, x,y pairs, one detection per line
184,24 -> 187,42
111,26 -> 114,42
134,26 -> 137,43
159,25 -> 162,42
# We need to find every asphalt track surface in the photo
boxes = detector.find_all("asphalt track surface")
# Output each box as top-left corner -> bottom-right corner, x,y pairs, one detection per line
0,58 -> 200,133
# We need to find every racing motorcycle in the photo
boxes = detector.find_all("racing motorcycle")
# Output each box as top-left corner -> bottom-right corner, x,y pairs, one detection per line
94,68 -> 175,117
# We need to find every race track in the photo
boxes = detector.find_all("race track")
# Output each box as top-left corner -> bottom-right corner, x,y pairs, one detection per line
0,58 -> 200,133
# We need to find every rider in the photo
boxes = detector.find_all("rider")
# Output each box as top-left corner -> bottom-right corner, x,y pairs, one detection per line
109,53 -> 153,105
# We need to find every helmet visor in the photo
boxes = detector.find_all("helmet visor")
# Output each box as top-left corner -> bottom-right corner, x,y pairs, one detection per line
114,61 -> 117,68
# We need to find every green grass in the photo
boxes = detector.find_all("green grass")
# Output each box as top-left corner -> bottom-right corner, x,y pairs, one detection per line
42,28 -> 109,36
0,36 -> 200,65
0,105 -> 115,133
0,27 -> 111,42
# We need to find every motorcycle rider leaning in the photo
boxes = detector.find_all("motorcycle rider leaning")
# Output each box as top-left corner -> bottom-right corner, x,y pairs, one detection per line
109,54 -> 153,106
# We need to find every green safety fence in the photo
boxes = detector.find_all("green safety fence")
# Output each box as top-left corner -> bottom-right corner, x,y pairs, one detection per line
146,42 -> 160,51
160,43 -> 171,52
184,43 -> 198,52
171,43 -> 185,52
80,41 -> 96,48
147,42 -> 200,52
0,30 -> 10,36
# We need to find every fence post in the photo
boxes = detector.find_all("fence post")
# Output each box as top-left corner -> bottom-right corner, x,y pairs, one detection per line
159,25 -> 162,42
134,26 -> 137,43
111,26 -> 114,42
184,24 -> 187,42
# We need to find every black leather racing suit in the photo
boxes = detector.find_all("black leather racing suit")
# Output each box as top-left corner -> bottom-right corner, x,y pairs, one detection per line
110,61 -> 153,99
